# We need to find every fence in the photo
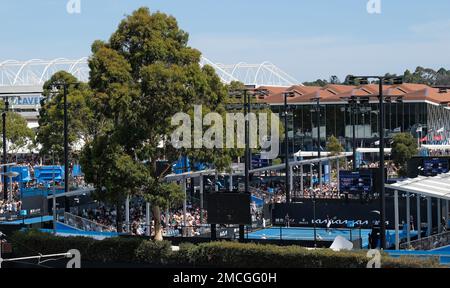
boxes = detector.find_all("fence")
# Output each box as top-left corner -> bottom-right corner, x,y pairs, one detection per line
158,224 -> 258,240
0,212 -> 20,222
158,224 -> 361,242
63,212 -> 116,233
400,231 -> 450,251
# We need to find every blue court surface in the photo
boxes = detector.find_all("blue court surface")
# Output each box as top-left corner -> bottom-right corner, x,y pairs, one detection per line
247,227 -> 418,249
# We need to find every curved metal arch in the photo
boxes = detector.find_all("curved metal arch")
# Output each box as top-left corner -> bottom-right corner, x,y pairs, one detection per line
271,64 -> 302,86
2,57 -> 301,87
0,59 -> 19,68
230,62 -> 247,79
12,59 -> 43,86
253,61 -> 272,85
200,56 -> 238,83
258,64 -> 297,87
39,58 -> 69,84
68,57 -> 89,74
0,60 -> 20,86
70,66 -> 90,82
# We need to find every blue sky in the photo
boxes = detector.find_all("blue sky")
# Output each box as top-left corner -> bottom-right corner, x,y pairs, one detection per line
2,0 -> 450,82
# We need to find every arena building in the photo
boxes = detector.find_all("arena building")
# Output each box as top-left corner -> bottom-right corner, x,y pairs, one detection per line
256,83 -> 450,154
2,58 -> 450,155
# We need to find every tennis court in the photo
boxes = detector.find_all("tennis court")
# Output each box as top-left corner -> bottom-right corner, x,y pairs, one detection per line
247,227 -> 418,249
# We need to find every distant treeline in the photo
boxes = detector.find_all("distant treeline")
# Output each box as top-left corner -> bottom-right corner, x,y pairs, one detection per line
303,67 -> 450,87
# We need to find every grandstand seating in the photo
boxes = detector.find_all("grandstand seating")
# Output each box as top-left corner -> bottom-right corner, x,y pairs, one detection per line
34,166 -> 64,183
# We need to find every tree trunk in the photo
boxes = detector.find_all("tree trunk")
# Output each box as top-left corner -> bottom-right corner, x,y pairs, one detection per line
152,205 -> 163,241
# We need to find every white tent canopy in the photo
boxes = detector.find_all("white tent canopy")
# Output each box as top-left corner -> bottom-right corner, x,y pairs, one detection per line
356,148 -> 392,154
386,173 -> 450,250
421,145 -> 450,150
294,149 -> 391,157
386,172 -> 450,201
294,151 -> 353,157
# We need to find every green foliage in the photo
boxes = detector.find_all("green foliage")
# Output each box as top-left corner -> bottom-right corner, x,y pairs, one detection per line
303,79 -> 329,87
82,7 -> 242,233
109,7 -> 201,78
303,76 -> 340,87
37,71 -> 93,158
341,66 -> 450,87
173,242 -> 197,266
272,158 -> 282,165
403,67 -> 450,86
182,242 -> 440,268
10,230 -> 143,263
9,231 -> 440,268
135,239 -> 173,264
0,111 -> 34,153
80,135 -> 148,204
326,135 -> 344,156
392,133 -> 418,175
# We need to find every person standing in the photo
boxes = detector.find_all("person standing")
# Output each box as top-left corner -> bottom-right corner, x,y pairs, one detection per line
326,215 -> 332,233
442,217 -> 447,232
285,213 -> 290,228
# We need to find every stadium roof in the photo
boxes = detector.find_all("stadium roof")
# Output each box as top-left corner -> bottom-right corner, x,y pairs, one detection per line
261,83 -> 450,106
0,58 -> 90,87
0,57 -> 299,89
386,172 -> 450,200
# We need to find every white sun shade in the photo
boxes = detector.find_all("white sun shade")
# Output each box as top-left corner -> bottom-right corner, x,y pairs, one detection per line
386,172 -> 450,200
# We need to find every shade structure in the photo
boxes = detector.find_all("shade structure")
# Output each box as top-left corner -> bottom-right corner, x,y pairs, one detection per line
387,173 -> 450,250
386,172 -> 450,201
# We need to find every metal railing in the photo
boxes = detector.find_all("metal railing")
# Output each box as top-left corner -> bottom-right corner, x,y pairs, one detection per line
0,212 -> 20,222
63,212 -> 117,233
400,231 -> 450,251
165,225 -> 212,238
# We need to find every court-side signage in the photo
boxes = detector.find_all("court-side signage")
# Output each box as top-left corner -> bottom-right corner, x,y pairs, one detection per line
10,95 -> 42,107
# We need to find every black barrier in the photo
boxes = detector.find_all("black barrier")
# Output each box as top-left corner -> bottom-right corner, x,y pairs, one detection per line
339,170 -> 373,194
21,195 -> 48,216
407,156 -> 450,178
273,195 -> 437,229
206,193 -> 251,225
337,168 -> 387,196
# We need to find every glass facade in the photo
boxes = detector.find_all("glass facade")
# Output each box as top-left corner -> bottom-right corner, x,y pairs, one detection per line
274,102 -> 449,155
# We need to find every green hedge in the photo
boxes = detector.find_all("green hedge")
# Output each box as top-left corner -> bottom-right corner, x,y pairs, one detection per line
8,230 -> 440,268
10,230 -> 144,263
135,240 -> 172,265
185,241 -> 441,268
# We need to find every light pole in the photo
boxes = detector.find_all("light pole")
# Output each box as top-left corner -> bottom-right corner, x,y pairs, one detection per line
283,91 -> 295,203
311,97 -> 322,189
349,96 -> 358,170
48,81 -> 80,204
2,97 -> 8,200
312,186 -> 317,248
228,87 -> 268,242
395,97 -> 404,132
340,96 -> 370,171
310,97 -> 322,158
346,75 -> 403,249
